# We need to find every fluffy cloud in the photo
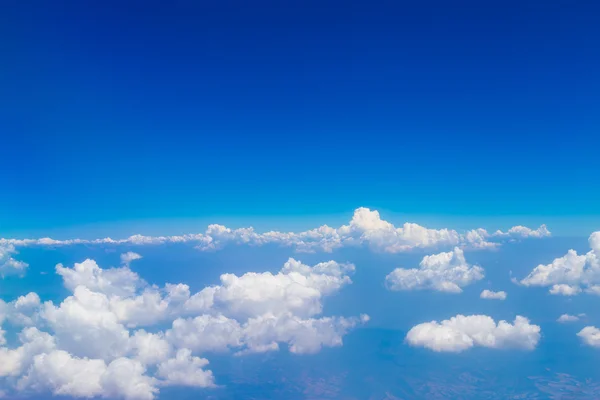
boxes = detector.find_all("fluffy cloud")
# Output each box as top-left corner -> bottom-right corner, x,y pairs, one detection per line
519,232 -> 600,295
480,290 -> 507,300
156,349 -> 215,388
57,259 -> 144,298
385,247 -> 484,293
406,315 -> 540,352
557,314 -> 580,323
578,326 -> 600,347
1,208 -> 550,254
549,284 -> 581,296
0,257 -> 365,399
0,244 -> 28,277
121,252 -> 142,266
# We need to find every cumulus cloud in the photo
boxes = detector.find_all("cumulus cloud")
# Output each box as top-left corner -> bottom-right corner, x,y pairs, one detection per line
578,326 -> 600,347
0,257 -> 365,399
121,252 -> 142,266
1,208 -> 550,254
156,349 -> 215,388
480,290 -> 507,300
557,314 -> 580,323
519,232 -> 600,295
406,315 -> 540,352
385,247 -> 484,293
0,244 -> 28,277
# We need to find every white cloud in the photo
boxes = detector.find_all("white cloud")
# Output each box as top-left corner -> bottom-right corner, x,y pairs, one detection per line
519,232 -> 600,295
385,247 -> 484,293
494,225 -> 551,239
406,315 -> 540,352
578,326 -> 600,347
121,252 -> 142,266
0,257 -> 365,399
19,350 -> 106,397
557,314 -> 579,323
480,290 -> 507,300
57,259 -> 144,298
549,284 -> 581,296
0,244 -> 28,277
1,208 -> 550,254
0,328 -> 56,377
156,349 -> 215,388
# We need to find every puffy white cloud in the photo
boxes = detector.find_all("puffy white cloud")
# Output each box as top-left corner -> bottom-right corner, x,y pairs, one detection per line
19,350 -> 106,397
156,349 -> 214,388
494,225 -> 551,239
480,290 -> 507,300
519,233 -> 600,295
121,252 -> 142,266
549,284 -> 581,296
0,328 -> 56,377
20,350 -> 159,400
557,314 -> 579,323
385,247 -> 484,293
100,357 -> 158,400
1,208 -> 550,254
406,315 -> 540,352
166,315 -> 243,353
165,258 -> 366,355
57,259 -> 144,298
0,256 -> 365,399
239,313 -> 369,355
578,326 -> 600,347
0,244 -> 28,277
209,258 -> 354,319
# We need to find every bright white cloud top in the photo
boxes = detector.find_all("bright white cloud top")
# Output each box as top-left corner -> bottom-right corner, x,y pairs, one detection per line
480,290 -> 507,300
0,257 -> 367,399
578,326 -> 600,347
519,232 -> 600,296
557,314 -> 580,323
406,315 -> 541,352
0,244 -> 28,277
385,247 -> 484,293
0,208 -> 550,257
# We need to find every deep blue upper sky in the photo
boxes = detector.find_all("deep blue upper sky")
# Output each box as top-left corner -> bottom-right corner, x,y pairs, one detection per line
1,0 -> 599,235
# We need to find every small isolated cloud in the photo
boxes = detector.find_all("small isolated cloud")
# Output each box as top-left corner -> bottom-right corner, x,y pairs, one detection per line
0,244 -> 28,277
385,247 -> 484,293
406,315 -> 540,352
480,290 -> 507,300
578,326 -> 600,347
1,208 -> 550,254
519,232 -> 600,296
557,314 -> 579,323
120,252 -> 142,266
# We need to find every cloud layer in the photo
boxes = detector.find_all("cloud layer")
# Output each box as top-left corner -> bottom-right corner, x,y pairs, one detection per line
1,208 -> 550,256
406,315 -> 541,352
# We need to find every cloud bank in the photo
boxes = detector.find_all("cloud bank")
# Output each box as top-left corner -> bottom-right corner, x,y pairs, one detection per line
1,208 -> 550,256
0,257 -> 367,399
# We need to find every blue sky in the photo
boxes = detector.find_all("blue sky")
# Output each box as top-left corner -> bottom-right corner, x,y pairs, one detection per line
1,1 -> 600,399
2,0 -> 600,237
